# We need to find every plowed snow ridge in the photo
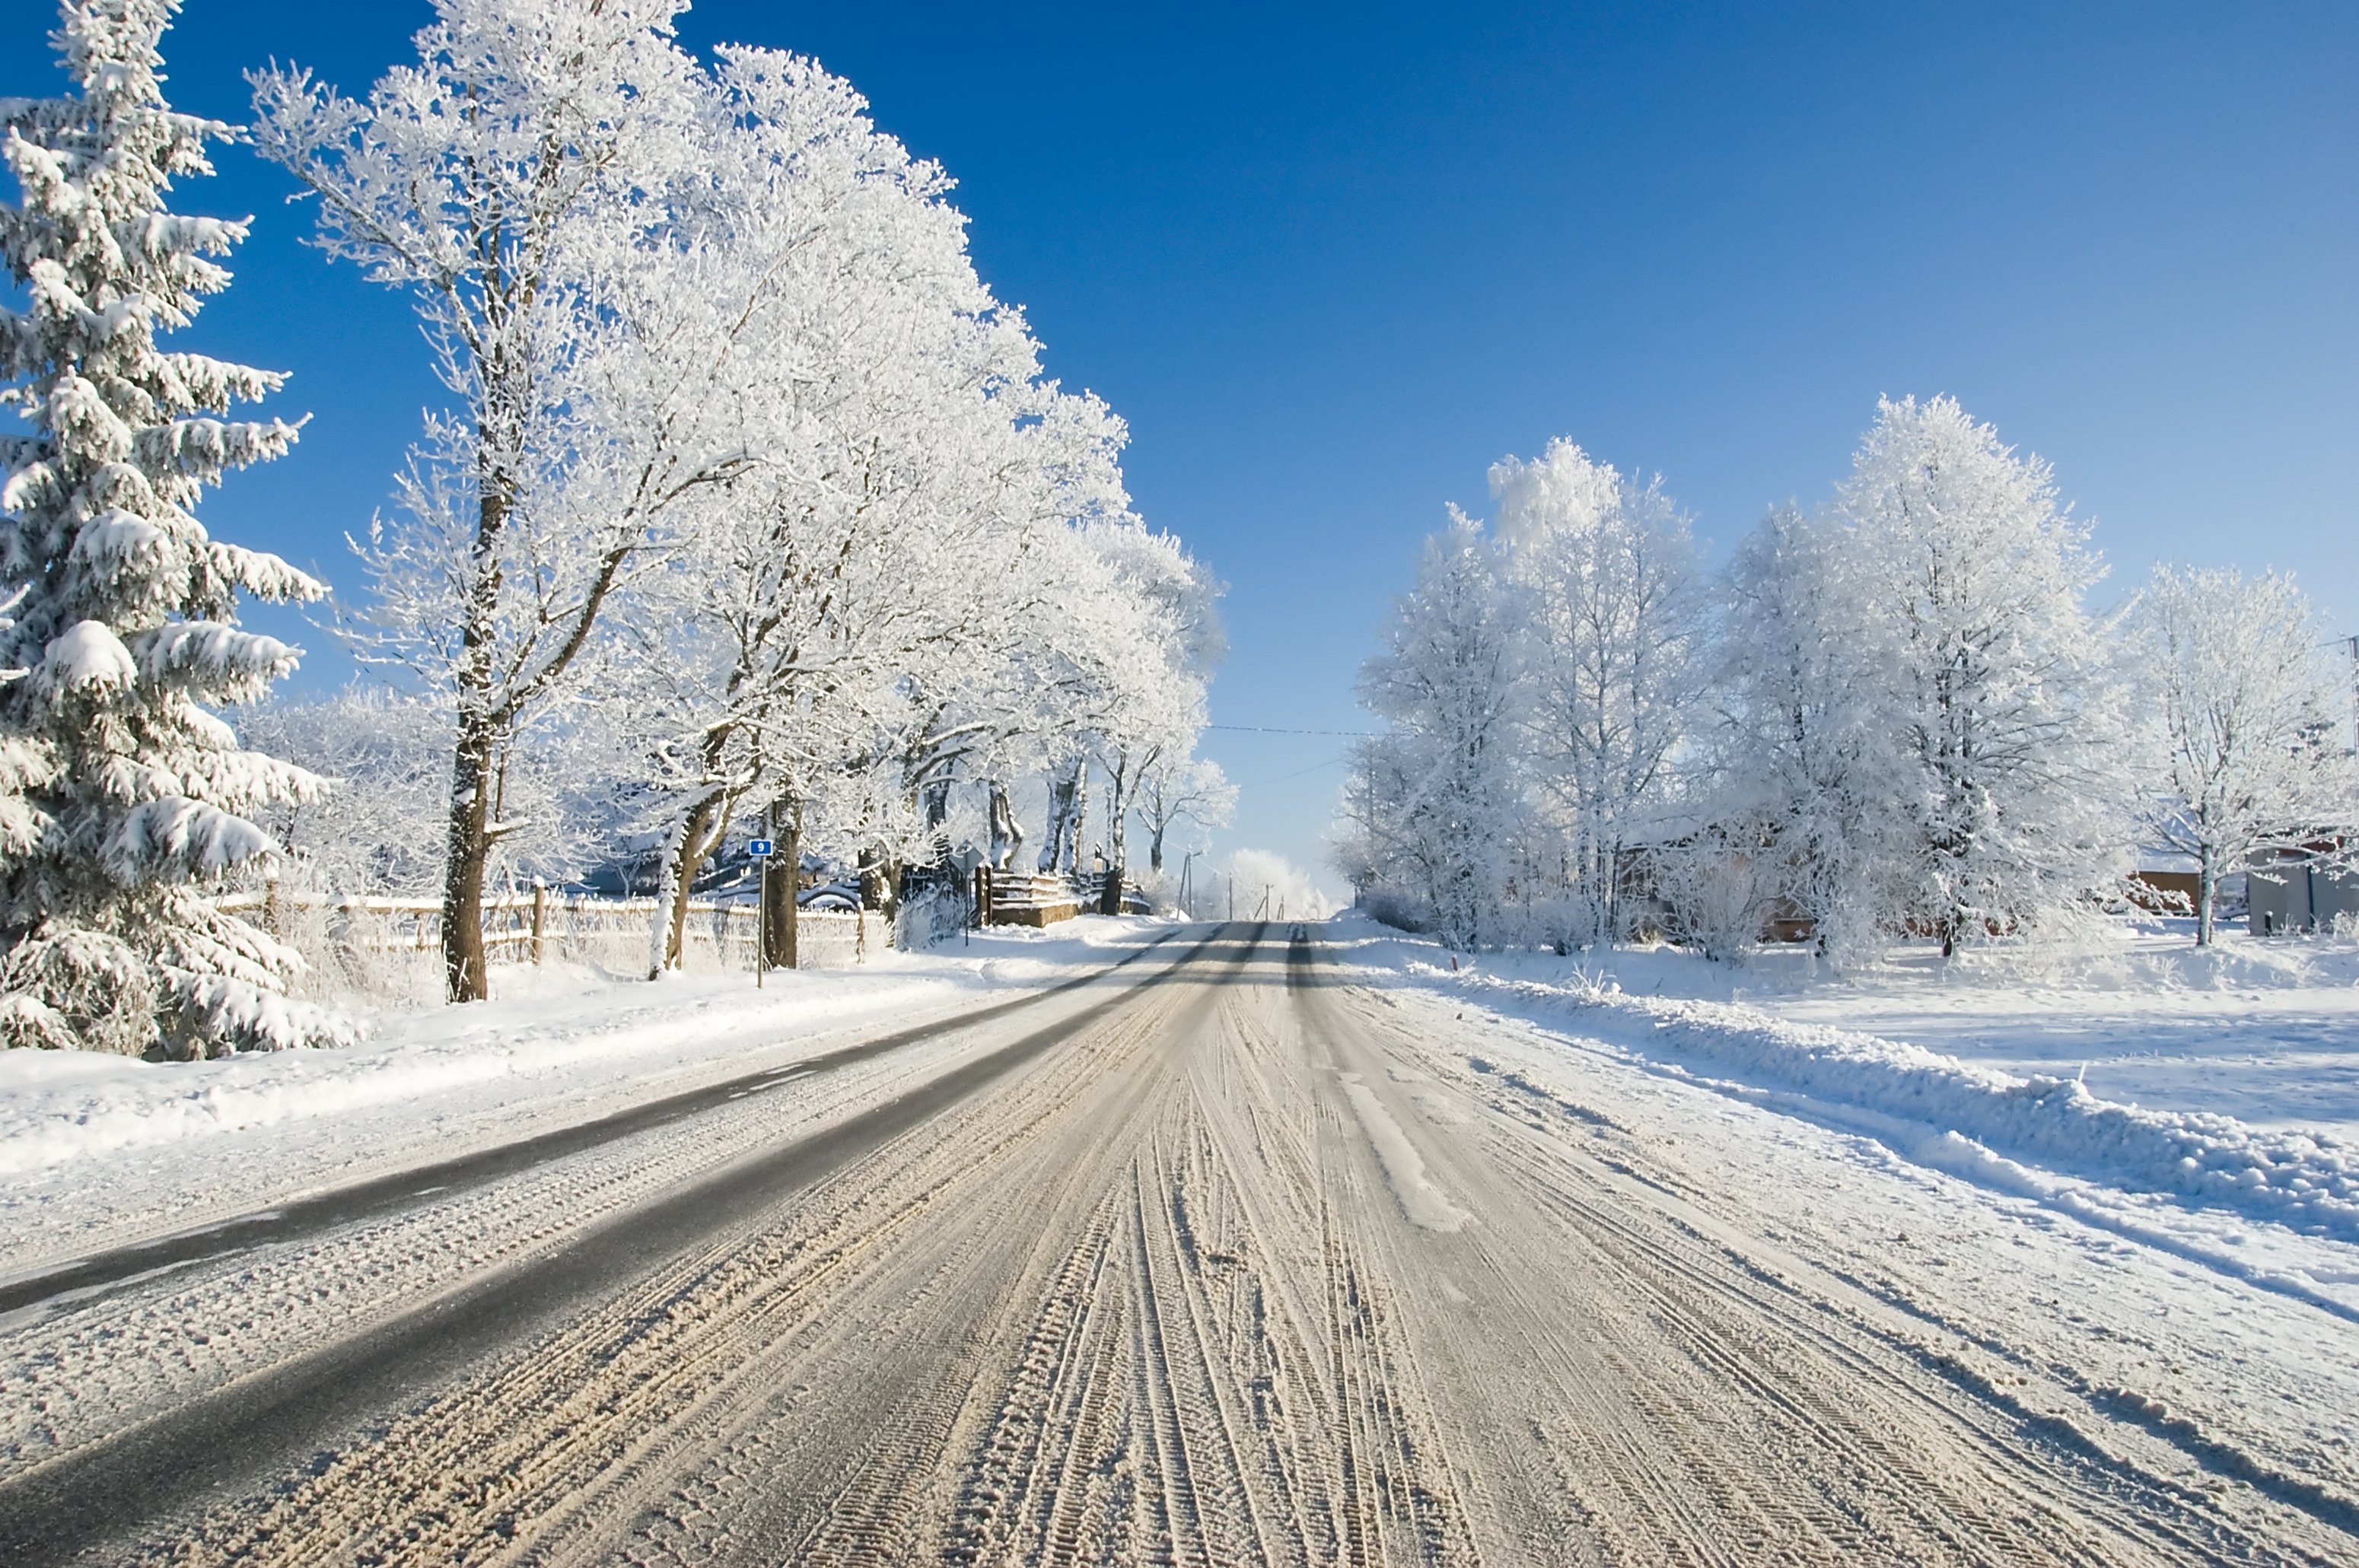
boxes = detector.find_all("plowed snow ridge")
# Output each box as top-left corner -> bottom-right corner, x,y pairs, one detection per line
1399,958 -> 2359,1241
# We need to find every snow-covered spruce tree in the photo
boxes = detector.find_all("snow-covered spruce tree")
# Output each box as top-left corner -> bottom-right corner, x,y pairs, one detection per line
0,0 -> 348,1054
2125,564 -> 2353,945
1830,396 -> 2128,956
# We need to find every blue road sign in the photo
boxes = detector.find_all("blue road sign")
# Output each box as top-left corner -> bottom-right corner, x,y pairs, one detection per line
748,839 -> 775,857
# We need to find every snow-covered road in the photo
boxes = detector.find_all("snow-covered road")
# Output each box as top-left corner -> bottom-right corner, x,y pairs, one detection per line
2,922 -> 2354,1563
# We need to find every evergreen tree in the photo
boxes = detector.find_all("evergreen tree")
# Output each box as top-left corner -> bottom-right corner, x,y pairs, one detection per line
0,0 -> 346,1054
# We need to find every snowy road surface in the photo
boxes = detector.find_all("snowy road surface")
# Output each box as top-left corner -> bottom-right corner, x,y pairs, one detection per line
2,923 -> 2354,1564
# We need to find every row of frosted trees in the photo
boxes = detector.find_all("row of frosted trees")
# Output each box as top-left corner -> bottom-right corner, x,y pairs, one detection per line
0,0 -> 1227,1054
1333,395 -> 2354,963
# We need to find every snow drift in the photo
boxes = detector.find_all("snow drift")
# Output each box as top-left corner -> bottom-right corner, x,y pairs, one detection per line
1395,956 -> 2359,1245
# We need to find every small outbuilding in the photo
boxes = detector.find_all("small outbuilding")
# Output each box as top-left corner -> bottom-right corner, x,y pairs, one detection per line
2249,846 -> 2359,935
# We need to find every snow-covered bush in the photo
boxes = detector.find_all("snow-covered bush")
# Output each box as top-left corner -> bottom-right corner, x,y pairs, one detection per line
0,0 -> 349,1054
1648,834 -> 1781,964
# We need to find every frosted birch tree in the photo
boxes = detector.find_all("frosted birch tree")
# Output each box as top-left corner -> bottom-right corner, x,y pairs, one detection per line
1352,513 -> 1521,947
1707,503 -> 1903,960
236,689 -> 449,899
0,0 -> 348,1054
2125,564 -> 2352,944
1135,755 -> 1234,875
1493,441 -> 1708,940
605,46 -> 1206,965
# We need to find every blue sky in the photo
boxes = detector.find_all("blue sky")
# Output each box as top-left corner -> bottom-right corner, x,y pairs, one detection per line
5,1 -> 2353,887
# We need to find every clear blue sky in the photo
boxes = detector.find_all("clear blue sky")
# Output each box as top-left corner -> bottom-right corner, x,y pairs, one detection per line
6,1 -> 2354,889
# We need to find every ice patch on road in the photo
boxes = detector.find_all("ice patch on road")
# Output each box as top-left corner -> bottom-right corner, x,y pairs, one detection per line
1339,1072 -> 1471,1232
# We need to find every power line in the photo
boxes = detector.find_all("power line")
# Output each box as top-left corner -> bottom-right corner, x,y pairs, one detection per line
1205,724 -> 1379,737
1236,755 -> 1351,788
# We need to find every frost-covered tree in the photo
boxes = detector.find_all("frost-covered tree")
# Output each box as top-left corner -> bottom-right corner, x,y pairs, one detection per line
605,47 -> 1212,966
236,689 -> 449,899
1705,503 -> 1902,961
1135,755 -> 1234,875
252,0 -> 744,1002
1830,395 -> 2126,953
1493,441 -> 1708,941
2125,564 -> 2352,945
1351,514 -> 1522,947
1214,848 -> 1334,921
0,0 -> 347,1054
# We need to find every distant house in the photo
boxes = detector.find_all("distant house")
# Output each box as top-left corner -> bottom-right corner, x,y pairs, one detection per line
2125,848 -> 2203,915
2249,842 -> 2359,935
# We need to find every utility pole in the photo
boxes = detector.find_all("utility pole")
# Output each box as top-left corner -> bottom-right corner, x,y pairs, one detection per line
2345,635 -> 2358,756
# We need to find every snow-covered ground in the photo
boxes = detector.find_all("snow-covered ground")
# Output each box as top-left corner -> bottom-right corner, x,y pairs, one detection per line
0,919 -> 1170,1277
1749,924 -> 2359,1135
1327,913 -> 2359,1325
5,914 -> 2357,1557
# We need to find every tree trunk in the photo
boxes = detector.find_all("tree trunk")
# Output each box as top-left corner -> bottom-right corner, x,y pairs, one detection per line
645,829 -> 681,981
1106,751 -> 1131,872
988,780 -> 1023,871
764,798 -> 799,971
1148,819 -> 1165,876
441,717 -> 495,1002
2195,857 -> 2217,947
1038,765 -> 1078,873
655,794 -> 729,977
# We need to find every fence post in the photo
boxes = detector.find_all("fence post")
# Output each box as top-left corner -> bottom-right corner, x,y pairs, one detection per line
531,881 -> 547,965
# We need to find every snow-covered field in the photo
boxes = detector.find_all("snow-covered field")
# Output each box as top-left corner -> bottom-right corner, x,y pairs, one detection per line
1331,914 -> 2359,1322
0,920 -> 1167,1277
1751,924 -> 2359,1134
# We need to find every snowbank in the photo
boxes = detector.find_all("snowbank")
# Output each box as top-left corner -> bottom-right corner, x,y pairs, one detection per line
1335,919 -> 2359,1245
0,919 -> 1167,1180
